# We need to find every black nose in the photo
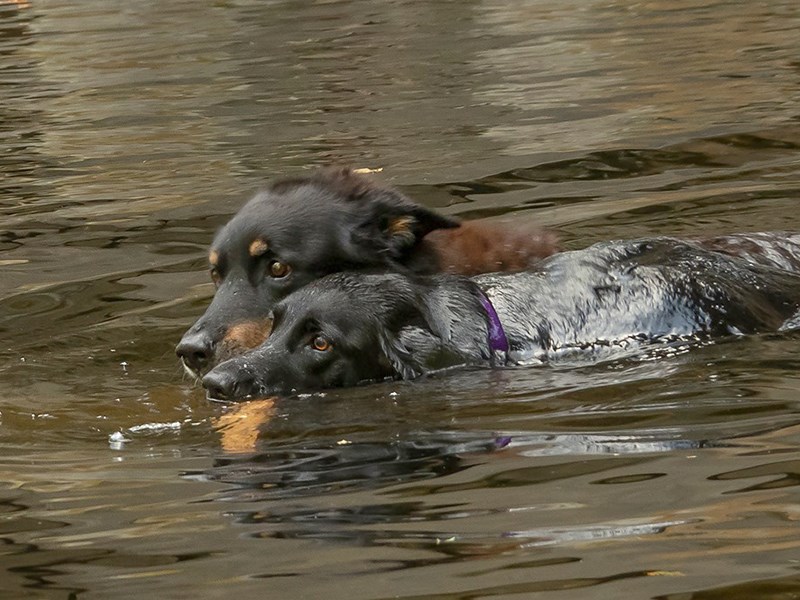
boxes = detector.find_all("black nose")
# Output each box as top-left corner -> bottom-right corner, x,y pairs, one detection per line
202,367 -> 256,403
176,330 -> 214,376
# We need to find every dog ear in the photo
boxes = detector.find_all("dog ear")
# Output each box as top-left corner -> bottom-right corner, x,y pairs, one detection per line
351,186 -> 460,260
378,332 -> 424,380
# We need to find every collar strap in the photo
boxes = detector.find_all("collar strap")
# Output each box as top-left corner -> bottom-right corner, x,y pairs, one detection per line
477,290 -> 509,363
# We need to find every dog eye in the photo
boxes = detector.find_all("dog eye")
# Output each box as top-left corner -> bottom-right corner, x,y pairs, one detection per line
210,267 -> 222,287
310,336 -> 332,352
269,260 -> 291,278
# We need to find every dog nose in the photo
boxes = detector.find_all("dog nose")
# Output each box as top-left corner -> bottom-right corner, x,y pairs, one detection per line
176,331 -> 214,375
202,369 -> 236,403
202,368 -> 256,403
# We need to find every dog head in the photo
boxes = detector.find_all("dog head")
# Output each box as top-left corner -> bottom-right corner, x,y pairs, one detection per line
200,272 -> 462,401
176,168 -> 459,378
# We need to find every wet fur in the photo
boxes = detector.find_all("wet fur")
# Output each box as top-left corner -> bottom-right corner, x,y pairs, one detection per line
202,233 -> 800,401
176,167 -> 559,376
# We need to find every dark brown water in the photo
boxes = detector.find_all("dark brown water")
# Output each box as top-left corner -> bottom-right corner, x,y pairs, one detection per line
2,1 -> 800,598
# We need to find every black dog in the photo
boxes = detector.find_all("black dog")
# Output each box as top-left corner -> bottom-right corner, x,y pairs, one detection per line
201,234 -> 800,402
176,168 -> 559,377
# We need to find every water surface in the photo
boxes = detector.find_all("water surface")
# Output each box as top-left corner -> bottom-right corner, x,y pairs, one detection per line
2,1 -> 800,598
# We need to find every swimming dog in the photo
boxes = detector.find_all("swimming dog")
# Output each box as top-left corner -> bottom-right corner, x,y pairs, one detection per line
176,167 -> 558,377
201,233 -> 800,402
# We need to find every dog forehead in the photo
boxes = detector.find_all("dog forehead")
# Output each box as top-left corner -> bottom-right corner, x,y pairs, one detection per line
295,283 -> 354,311
217,189 -> 349,251
306,274 -> 412,316
275,283 -> 361,323
254,184 -> 351,217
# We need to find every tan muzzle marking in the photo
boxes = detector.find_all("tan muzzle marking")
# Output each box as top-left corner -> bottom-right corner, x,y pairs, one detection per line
221,319 -> 273,353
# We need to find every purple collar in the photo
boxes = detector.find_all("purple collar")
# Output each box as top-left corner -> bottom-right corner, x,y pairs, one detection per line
477,290 -> 509,362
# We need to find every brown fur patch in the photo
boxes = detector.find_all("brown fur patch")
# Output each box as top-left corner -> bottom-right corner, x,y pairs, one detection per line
249,238 -> 269,257
219,319 -> 273,359
209,249 -> 220,266
426,220 -> 560,276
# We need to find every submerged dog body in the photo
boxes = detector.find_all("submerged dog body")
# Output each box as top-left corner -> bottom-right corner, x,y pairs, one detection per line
176,167 -> 558,376
202,234 -> 800,401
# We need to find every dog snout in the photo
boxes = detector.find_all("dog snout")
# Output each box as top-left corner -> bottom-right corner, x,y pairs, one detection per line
176,330 -> 214,376
202,366 -> 257,403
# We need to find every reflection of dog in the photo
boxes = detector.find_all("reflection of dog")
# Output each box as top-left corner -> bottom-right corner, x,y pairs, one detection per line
213,399 -> 276,454
176,167 -> 559,377
202,234 -> 800,402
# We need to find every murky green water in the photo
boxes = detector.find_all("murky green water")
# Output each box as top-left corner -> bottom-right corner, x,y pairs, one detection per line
2,1 -> 800,598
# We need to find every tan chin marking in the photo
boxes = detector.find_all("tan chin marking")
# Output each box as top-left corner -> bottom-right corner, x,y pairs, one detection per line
209,249 -> 220,267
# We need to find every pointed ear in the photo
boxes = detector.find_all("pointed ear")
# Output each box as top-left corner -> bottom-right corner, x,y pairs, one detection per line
383,206 -> 460,250
351,185 -> 460,259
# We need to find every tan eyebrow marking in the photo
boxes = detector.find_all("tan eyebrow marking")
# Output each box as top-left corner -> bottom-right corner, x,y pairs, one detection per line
249,238 -> 269,257
209,250 -> 219,266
